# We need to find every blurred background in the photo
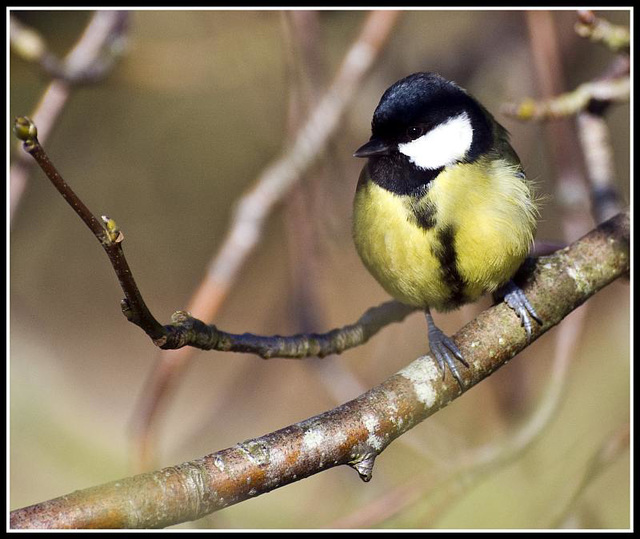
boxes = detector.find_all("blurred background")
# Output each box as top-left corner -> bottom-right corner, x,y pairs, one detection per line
9,9 -> 630,529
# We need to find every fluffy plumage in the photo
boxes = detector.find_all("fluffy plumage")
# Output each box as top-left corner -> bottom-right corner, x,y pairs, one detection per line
352,72 -> 540,384
353,156 -> 537,311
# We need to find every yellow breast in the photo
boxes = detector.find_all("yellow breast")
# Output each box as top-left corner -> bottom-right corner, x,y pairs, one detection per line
352,158 -> 538,311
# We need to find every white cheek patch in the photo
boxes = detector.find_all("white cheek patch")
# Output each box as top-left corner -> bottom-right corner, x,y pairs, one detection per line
398,112 -> 473,170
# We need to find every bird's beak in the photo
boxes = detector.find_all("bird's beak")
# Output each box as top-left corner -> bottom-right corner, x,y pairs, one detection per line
353,138 -> 393,158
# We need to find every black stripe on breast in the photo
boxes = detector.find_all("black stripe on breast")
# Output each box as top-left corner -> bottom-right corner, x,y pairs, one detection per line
410,198 -> 437,230
432,225 -> 466,307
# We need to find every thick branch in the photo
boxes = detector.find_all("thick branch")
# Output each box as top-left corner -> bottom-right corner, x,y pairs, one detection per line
10,210 -> 630,529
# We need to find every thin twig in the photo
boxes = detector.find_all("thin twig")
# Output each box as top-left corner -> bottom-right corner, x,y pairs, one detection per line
501,77 -> 629,121
524,9 -> 593,242
10,11 -> 129,224
10,12 -> 128,83
13,118 -> 166,341
574,10 -> 630,53
17,116 -> 420,355
9,210 -> 630,529
161,301 -> 419,356
503,11 -> 629,123
203,10 -> 401,309
130,9 -> 401,470
576,111 -> 624,223
282,10 -> 371,406
512,10 -> 627,225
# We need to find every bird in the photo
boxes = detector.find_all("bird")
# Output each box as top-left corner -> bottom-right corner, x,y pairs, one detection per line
352,72 -> 541,387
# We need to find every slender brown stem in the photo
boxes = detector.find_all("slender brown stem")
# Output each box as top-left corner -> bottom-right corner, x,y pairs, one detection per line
22,138 -> 106,238
14,115 -> 418,358
161,301 -> 417,357
10,11 -> 129,224
14,120 -> 165,341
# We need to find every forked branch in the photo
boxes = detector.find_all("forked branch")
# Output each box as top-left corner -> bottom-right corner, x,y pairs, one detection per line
13,116 -> 416,357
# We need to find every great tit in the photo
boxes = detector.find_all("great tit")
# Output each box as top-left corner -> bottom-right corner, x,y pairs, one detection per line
352,72 -> 540,386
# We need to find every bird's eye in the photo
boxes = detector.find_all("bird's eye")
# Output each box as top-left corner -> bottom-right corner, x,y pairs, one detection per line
406,126 -> 424,140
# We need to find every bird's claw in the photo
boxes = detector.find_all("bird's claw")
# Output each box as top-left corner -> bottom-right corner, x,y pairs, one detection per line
428,324 -> 468,388
498,280 -> 542,339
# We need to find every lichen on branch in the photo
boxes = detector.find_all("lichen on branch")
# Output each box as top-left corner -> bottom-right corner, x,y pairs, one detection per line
10,210 -> 630,529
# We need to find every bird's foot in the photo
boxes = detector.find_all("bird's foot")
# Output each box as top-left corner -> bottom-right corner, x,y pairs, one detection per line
496,280 -> 542,339
425,311 -> 468,388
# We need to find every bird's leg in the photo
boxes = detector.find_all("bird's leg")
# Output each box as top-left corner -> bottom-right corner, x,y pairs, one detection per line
425,309 -> 468,387
494,280 -> 542,339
